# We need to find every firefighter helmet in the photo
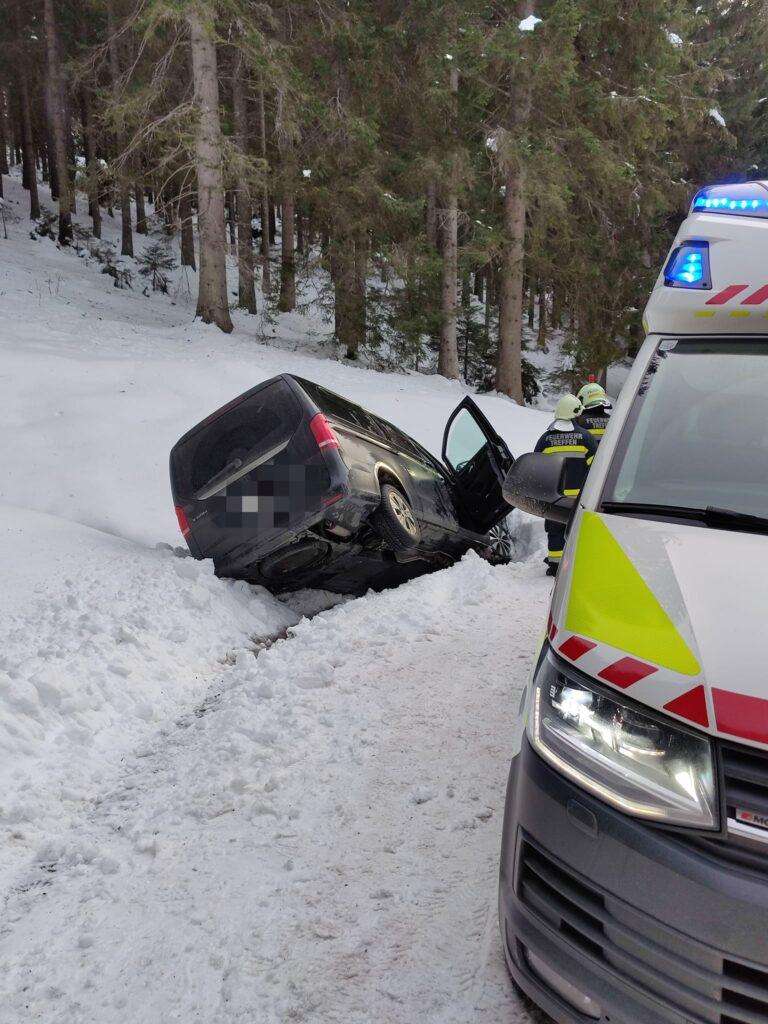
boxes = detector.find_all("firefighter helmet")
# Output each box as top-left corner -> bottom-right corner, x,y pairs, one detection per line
578,382 -> 609,409
555,394 -> 584,420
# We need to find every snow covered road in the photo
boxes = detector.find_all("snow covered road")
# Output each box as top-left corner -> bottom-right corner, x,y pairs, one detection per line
0,554 -> 549,1024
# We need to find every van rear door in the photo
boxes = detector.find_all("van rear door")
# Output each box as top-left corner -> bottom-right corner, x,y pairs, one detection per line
170,377 -> 327,570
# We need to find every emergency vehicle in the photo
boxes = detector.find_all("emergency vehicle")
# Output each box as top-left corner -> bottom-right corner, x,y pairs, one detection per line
499,180 -> 768,1024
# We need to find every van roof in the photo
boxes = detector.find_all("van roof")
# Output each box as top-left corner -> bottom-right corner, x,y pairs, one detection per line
644,181 -> 768,337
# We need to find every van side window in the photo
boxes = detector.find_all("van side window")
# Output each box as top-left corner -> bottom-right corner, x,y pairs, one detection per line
298,379 -> 379,434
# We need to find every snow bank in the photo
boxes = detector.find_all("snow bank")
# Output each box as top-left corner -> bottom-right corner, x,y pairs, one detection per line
1,552 -> 550,1023
0,503 -> 296,884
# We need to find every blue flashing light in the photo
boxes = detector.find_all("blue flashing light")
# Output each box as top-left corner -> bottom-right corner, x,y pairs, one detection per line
663,241 -> 711,290
691,181 -> 768,217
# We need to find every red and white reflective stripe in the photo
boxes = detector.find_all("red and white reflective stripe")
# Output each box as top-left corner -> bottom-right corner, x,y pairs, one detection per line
664,685 -> 709,729
706,284 -> 749,305
704,283 -> 768,306
741,283 -> 768,305
712,689 -> 768,745
597,656 -> 657,689
558,635 -> 596,662
554,631 -> 712,729
546,611 -> 558,643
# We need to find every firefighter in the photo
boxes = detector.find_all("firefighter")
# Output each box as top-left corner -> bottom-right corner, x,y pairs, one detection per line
534,394 -> 598,576
576,381 -> 612,441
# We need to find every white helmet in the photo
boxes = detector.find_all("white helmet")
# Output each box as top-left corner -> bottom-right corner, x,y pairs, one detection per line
577,382 -> 609,409
554,394 -> 583,421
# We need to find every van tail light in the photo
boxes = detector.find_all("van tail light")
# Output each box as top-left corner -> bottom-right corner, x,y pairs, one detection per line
175,505 -> 191,538
309,413 -> 340,451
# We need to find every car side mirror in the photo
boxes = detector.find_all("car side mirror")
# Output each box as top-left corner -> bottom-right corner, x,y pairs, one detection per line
502,453 -> 586,525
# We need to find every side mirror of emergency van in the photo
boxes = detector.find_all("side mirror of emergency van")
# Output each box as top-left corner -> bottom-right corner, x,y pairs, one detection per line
502,453 -> 584,525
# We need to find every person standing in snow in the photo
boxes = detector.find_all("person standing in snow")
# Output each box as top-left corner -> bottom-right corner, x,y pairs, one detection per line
576,380 -> 612,442
533,394 -> 598,576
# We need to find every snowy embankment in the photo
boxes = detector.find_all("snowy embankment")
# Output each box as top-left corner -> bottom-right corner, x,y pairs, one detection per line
2,552 -> 549,1024
0,504 -> 296,889
0,171 -> 551,1022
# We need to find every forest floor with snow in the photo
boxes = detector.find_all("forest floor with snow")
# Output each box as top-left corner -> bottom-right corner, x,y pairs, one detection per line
0,172 -> 553,1023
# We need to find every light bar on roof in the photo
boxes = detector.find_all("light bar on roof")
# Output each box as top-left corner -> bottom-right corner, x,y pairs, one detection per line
691,181 -> 768,217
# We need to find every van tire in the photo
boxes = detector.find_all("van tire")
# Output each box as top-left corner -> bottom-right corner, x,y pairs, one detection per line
374,484 -> 421,551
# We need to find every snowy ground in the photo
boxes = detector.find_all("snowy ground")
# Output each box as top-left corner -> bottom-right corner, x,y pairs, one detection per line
0,171 -> 552,1023
1,554 -> 549,1024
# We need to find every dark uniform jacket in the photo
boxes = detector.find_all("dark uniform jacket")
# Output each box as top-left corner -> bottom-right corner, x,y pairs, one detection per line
576,403 -> 611,440
534,420 -> 598,496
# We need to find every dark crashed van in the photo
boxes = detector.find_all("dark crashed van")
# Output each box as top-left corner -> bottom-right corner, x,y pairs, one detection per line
170,373 -> 515,594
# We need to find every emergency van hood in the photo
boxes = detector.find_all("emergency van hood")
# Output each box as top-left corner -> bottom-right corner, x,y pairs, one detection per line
551,510 -> 768,751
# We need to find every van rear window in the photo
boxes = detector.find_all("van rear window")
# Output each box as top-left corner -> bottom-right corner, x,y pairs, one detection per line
171,380 -> 301,499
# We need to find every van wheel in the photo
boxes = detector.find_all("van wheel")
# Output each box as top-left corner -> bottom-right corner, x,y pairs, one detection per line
486,519 -> 515,564
374,484 -> 421,551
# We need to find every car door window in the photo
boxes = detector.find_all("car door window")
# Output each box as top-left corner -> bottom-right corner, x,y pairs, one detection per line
444,408 -> 489,472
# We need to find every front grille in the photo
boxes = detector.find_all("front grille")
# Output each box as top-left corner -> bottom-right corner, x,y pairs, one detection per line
722,743 -> 768,825
688,743 -> 768,873
517,834 -> 768,1024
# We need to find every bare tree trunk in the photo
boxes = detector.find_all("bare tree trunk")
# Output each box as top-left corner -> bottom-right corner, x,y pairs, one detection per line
278,179 -> 296,311
0,90 -> 8,197
536,285 -> 548,350
352,229 -> 368,357
135,185 -> 147,234
438,66 -> 460,380
496,164 -> 526,402
232,53 -> 256,313
0,92 -> 8,176
527,275 -> 535,328
331,230 -> 365,359
17,69 -> 41,219
106,0 -> 133,256
426,180 -> 438,250
226,190 -> 236,248
258,86 -> 271,296
12,5 -> 40,217
43,0 -> 71,244
296,203 -> 305,255
80,87 -> 101,237
551,287 -> 563,330
495,0 -> 534,403
179,190 -> 196,270
187,4 -> 232,331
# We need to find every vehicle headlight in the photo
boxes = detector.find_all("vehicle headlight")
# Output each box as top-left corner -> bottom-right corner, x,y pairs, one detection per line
527,650 -> 718,829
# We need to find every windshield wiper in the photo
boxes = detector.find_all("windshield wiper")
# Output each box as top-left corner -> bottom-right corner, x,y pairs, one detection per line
602,501 -> 768,535
195,458 -> 243,499
703,506 -> 768,533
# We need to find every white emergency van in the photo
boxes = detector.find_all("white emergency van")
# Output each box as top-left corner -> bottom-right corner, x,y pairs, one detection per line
499,180 -> 768,1024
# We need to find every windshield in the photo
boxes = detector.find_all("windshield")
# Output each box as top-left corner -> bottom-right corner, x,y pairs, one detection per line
602,338 -> 768,519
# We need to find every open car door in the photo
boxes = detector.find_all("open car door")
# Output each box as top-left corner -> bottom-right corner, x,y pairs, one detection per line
441,397 -> 514,534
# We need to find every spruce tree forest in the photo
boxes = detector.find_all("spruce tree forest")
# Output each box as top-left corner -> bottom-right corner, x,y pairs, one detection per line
1,0 -> 766,404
